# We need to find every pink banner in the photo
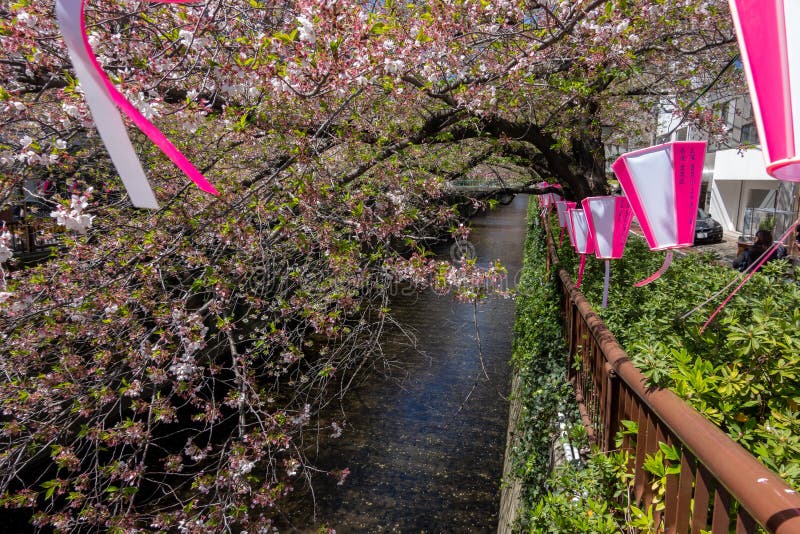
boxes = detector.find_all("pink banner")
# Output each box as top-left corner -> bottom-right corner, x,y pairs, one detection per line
56,0 -> 219,208
634,251 -> 673,287
730,0 -> 800,181
674,143 -> 704,247
576,254 -> 587,289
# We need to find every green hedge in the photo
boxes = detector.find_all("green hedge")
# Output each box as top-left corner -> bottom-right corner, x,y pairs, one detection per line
508,204 -> 585,530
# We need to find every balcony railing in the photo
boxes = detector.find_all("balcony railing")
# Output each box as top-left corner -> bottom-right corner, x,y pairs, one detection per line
544,219 -> 800,534
3,219 -> 61,256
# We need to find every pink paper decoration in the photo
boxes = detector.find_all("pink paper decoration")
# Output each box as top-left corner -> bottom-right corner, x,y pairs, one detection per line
537,182 -> 550,209
555,200 -> 576,228
538,183 -> 563,210
564,206 -> 578,249
56,0 -> 219,208
729,0 -> 800,181
549,186 -> 563,208
612,141 -> 706,285
581,196 -> 633,260
567,208 -> 594,288
581,196 -> 633,307
555,200 -> 576,247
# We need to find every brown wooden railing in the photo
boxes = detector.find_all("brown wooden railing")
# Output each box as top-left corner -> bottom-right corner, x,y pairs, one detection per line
3,220 -> 60,255
545,222 -> 800,534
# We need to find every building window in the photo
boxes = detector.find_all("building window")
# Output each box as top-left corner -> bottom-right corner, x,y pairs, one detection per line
714,100 -> 733,127
741,122 -> 759,145
675,127 -> 688,141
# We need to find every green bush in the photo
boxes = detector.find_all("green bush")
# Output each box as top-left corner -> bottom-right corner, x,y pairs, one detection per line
526,451 -> 626,534
512,213 -> 640,533
554,217 -> 800,489
508,204 -> 581,514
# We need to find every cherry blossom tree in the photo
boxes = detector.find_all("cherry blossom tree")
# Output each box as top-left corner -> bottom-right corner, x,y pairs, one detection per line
0,0 -> 740,529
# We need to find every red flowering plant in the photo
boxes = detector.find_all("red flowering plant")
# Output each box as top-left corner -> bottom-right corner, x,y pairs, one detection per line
0,0 -> 739,529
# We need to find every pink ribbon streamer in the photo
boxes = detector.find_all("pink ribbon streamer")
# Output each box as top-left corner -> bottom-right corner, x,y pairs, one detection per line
602,259 -> 610,308
576,254 -> 587,289
634,250 -> 673,287
700,219 -> 800,333
56,0 -> 218,209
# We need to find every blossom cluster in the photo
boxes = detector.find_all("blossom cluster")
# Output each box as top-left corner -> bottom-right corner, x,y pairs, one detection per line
387,253 -> 512,302
50,187 -> 95,234
0,226 -> 12,264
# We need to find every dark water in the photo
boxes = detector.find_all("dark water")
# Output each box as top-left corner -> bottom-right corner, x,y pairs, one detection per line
286,196 -> 529,532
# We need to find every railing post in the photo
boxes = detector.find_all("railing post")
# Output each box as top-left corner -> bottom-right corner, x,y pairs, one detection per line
603,364 -> 618,453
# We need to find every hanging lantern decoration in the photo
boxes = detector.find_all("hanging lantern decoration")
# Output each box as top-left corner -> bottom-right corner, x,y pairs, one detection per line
567,208 -> 595,288
538,182 -> 563,212
581,196 -> 633,307
728,0 -> 800,181
537,182 -> 549,210
549,184 -> 563,208
56,0 -> 219,208
555,200 -> 577,247
564,204 -> 578,250
612,141 -> 706,286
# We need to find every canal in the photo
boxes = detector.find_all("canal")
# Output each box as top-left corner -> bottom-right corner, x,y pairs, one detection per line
286,195 -> 529,532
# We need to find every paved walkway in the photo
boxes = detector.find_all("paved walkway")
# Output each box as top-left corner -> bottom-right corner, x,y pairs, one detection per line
630,223 -> 741,266
689,231 -> 741,265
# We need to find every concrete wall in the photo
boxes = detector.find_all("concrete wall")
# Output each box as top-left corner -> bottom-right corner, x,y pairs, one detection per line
497,373 -> 523,534
709,148 -> 790,233
710,179 -> 789,233
710,179 -> 744,232
714,148 -> 773,182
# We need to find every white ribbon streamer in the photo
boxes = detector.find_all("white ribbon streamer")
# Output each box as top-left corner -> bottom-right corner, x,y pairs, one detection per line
56,0 -> 159,208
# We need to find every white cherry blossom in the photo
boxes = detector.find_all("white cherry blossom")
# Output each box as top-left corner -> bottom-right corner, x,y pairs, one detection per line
296,16 -> 315,44
50,187 -> 95,234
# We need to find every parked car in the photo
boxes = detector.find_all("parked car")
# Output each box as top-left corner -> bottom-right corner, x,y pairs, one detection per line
694,208 -> 723,244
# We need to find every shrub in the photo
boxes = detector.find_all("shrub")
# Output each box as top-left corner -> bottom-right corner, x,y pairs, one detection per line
554,216 -> 800,488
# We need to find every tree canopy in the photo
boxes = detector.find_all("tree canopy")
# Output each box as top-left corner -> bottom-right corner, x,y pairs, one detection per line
3,0 -> 741,201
